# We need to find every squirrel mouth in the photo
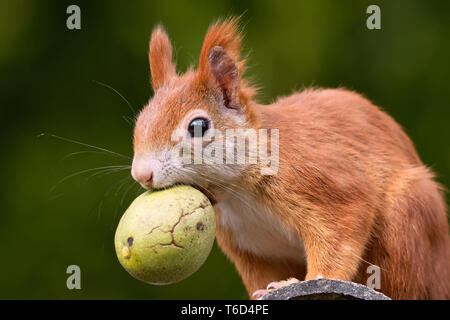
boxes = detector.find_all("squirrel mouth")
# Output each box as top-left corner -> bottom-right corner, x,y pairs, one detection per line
190,184 -> 217,206
152,183 -> 217,206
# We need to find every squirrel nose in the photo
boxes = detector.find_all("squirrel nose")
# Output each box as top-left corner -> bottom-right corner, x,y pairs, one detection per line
131,162 -> 154,189
142,172 -> 153,188
133,170 -> 153,188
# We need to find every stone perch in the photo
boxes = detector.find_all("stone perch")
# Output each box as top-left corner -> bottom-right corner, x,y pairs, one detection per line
260,279 -> 391,300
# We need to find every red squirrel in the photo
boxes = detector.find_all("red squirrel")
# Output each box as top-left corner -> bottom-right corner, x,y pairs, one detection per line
131,18 -> 450,299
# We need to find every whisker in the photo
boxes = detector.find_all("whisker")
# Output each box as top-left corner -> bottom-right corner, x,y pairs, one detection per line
49,165 -> 131,194
132,182 -> 143,198
348,251 -> 389,273
122,115 -> 135,126
134,183 -> 145,198
108,176 -> 138,230
121,180 -> 138,207
179,167 -> 256,211
182,166 -> 248,193
110,203 -> 122,231
39,133 -> 132,161
87,166 -> 131,180
92,79 -> 137,115
105,175 -> 133,199
115,176 -> 136,197
91,175 -> 132,221
48,193 -> 64,201
61,150 -> 119,161
97,199 -> 104,220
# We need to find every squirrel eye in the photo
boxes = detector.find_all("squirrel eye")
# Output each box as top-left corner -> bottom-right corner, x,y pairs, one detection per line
188,118 -> 209,137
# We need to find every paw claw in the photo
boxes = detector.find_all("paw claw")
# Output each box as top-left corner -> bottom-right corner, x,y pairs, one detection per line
252,289 -> 267,298
266,282 -> 279,290
252,278 -> 300,299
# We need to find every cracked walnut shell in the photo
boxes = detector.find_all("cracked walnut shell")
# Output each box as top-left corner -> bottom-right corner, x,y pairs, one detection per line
114,185 -> 215,285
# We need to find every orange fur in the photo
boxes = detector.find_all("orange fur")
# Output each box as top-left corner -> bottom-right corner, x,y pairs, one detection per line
196,17 -> 257,110
197,17 -> 243,81
134,18 -> 450,299
149,26 -> 176,90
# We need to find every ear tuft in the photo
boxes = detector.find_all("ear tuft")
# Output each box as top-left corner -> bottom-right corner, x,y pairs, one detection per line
197,17 -> 243,85
149,26 -> 176,90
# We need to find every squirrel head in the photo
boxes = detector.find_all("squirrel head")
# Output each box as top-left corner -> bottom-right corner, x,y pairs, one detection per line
132,18 -> 260,197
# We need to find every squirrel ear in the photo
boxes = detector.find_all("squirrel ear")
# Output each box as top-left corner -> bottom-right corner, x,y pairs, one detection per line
149,26 -> 176,90
197,18 -> 245,109
208,46 -> 239,109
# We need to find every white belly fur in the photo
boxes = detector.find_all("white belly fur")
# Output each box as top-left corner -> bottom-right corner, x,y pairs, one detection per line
216,192 -> 306,263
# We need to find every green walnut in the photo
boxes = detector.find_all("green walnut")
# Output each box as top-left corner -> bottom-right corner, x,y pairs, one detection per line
114,185 -> 216,285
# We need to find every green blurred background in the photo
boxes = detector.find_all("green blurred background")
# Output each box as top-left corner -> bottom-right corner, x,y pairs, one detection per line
0,0 -> 449,299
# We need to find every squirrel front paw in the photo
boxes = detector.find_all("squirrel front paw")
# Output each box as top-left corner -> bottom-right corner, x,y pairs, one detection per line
251,277 -> 300,300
